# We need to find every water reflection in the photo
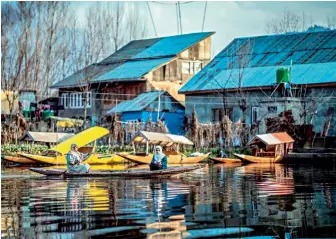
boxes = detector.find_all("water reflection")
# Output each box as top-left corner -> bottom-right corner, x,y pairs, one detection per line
1,164 -> 336,238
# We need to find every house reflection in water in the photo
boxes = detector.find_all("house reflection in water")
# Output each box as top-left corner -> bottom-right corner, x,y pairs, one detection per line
1,164 -> 336,238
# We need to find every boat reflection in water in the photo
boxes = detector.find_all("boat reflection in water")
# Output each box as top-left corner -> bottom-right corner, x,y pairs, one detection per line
1,163 -> 336,238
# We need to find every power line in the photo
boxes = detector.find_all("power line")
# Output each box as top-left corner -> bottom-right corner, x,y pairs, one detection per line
146,2 -> 158,37
178,1 -> 183,35
201,2 -> 207,32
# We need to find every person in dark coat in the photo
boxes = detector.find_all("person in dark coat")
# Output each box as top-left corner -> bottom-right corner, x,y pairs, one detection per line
149,146 -> 168,170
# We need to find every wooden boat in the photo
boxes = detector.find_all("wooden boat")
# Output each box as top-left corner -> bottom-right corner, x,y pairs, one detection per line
2,155 -> 38,165
18,127 -> 126,165
117,152 -> 210,165
117,131 -> 209,165
208,156 -> 241,164
233,153 -> 283,163
234,132 -> 295,164
29,165 -> 205,178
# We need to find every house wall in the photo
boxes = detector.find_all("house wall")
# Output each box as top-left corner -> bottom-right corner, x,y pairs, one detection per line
184,87 -> 336,136
121,111 -> 185,135
145,36 -> 212,102
100,82 -> 146,113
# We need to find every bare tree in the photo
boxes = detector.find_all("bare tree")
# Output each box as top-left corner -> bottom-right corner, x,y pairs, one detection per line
326,15 -> 336,29
266,9 -> 314,34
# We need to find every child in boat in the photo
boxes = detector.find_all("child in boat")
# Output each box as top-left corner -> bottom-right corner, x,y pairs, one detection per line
149,146 -> 168,171
66,143 -> 90,173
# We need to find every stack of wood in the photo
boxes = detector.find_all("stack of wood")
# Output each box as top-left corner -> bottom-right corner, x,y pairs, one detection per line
265,110 -> 297,139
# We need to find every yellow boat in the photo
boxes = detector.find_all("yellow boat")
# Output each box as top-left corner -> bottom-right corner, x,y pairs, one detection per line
2,155 -> 39,165
18,126 -> 126,165
117,131 -> 209,165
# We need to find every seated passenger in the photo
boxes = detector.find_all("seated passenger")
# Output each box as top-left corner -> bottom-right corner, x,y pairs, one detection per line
149,146 -> 168,171
218,150 -> 228,158
66,143 -> 90,173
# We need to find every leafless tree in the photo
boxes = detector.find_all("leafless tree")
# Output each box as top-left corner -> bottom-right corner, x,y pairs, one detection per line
266,9 -> 314,34
326,15 -> 336,29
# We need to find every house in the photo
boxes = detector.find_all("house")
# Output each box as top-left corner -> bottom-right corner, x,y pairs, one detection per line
51,32 -> 214,121
179,30 -> 336,136
106,91 -> 185,135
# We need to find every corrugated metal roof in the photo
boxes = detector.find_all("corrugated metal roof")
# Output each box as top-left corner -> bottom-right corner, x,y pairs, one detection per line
51,64 -> 121,89
93,57 -> 174,83
180,30 -> 336,93
181,62 -> 336,92
100,38 -> 162,64
106,91 -> 165,114
249,132 -> 294,145
132,32 -> 214,59
53,32 -> 214,88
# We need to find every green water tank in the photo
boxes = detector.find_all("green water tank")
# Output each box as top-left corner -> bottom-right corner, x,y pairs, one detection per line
276,68 -> 291,84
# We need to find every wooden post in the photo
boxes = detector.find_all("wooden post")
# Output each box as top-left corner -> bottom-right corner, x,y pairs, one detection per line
132,142 -> 136,154
146,141 -> 149,155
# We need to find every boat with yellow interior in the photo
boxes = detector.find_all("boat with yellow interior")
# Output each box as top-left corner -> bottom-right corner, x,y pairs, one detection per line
18,126 -> 125,165
233,132 -> 294,163
2,131 -> 74,165
117,131 -> 210,164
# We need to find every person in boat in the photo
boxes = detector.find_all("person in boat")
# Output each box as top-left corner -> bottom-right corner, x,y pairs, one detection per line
149,146 -> 168,171
218,150 -> 228,158
66,143 -> 90,173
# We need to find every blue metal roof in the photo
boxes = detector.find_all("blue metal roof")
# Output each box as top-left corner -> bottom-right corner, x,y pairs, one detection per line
132,32 -> 214,59
181,62 -> 336,92
180,30 -> 336,93
53,32 -> 214,88
92,57 -> 173,83
106,91 -> 165,114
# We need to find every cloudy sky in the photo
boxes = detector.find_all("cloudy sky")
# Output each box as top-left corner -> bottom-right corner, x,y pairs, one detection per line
73,1 -> 336,56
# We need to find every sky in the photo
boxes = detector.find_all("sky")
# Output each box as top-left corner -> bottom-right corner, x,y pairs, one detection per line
73,1 -> 336,56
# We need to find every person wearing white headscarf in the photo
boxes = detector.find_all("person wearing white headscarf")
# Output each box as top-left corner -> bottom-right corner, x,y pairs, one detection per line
66,143 -> 90,173
149,146 -> 167,170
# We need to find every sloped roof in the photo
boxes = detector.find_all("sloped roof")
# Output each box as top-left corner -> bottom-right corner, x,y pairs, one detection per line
132,131 -> 194,146
106,91 -> 165,114
20,132 -> 74,143
180,30 -> 336,93
248,132 -> 294,146
52,32 -> 214,88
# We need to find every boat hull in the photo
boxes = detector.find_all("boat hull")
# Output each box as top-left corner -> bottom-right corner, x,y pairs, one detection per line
117,152 -> 210,164
18,152 -> 126,165
2,155 -> 38,165
233,153 -> 283,163
209,156 -> 241,164
29,165 -> 206,178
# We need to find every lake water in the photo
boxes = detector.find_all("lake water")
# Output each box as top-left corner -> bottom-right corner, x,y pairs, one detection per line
2,164 -> 336,238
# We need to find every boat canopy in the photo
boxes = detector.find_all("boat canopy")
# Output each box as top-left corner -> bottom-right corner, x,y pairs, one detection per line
248,132 -> 294,146
20,131 -> 74,143
48,116 -> 84,127
50,126 -> 109,155
132,131 -> 194,146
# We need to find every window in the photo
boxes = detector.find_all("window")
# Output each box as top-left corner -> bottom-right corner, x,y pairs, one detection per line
182,62 -> 191,74
182,61 -> 203,74
252,107 -> 258,124
69,92 -> 91,109
212,108 -> 233,122
268,106 -> 277,114
61,93 -> 68,109
194,62 -> 202,73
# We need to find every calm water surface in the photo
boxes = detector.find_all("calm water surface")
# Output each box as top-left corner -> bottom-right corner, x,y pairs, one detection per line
2,164 -> 336,239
